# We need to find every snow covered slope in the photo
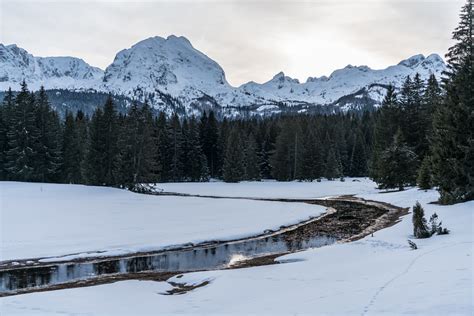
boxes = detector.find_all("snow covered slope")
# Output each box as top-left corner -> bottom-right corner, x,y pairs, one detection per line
0,37 -> 446,114
0,44 -> 103,91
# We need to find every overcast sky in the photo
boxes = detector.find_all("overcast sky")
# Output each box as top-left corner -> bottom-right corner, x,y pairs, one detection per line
0,0 -> 465,86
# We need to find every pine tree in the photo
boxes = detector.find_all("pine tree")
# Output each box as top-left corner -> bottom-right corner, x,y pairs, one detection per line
200,111 -> 220,178
217,117 -> 230,179
417,156 -> 433,190
85,108 -> 103,185
333,123 -> 349,175
377,129 -> 418,191
259,124 -> 277,179
428,213 -> 442,236
85,96 -> 119,186
300,129 -> 324,181
405,74 -> 427,159
412,202 -> 430,238
244,133 -> 261,181
75,111 -> 88,182
101,96 -> 120,186
423,74 -> 442,141
119,102 -> 157,189
154,112 -> 172,182
5,82 -> 39,181
168,113 -> 183,182
271,119 -> 302,181
325,146 -> 342,180
61,112 -> 82,183
348,129 -> 367,177
186,118 -> 209,182
0,88 -> 14,180
371,85 -> 401,181
181,118 -> 191,180
33,87 -> 62,182
223,128 -> 245,183
431,0 -> 473,203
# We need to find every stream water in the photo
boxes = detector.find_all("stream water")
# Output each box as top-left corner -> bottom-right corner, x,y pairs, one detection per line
1,196 -> 401,296
0,226 -> 335,295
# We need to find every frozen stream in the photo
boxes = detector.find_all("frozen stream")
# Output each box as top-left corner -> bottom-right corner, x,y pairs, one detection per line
0,196 -> 404,296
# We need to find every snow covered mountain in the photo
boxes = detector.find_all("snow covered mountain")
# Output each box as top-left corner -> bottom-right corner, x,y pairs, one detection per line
240,54 -> 445,105
0,44 -> 103,92
102,36 -> 230,99
0,37 -> 446,116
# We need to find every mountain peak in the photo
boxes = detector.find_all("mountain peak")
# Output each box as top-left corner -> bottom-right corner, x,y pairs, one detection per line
424,53 -> 444,65
398,54 -> 426,68
102,35 -> 229,97
273,71 -> 285,79
166,35 -> 192,45
269,72 -> 300,84
131,35 -> 193,50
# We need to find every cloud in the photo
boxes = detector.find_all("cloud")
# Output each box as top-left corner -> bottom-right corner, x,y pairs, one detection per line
0,0 -> 464,86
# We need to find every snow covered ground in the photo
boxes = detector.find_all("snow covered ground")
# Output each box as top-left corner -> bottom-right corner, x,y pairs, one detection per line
0,182 -> 325,261
155,177 -> 378,199
1,180 -> 473,315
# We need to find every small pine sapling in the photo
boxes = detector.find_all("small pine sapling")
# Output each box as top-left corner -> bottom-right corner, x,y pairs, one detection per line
408,240 -> 418,250
429,213 -> 441,236
412,202 -> 430,238
428,212 -> 450,235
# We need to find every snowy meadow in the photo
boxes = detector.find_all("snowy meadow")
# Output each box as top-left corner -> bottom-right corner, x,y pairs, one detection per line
1,179 -> 472,315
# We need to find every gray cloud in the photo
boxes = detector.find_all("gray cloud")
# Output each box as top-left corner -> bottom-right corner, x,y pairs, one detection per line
0,0 -> 464,86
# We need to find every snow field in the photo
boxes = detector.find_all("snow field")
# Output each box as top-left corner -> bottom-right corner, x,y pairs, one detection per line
1,180 -> 472,315
1,182 -> 325,261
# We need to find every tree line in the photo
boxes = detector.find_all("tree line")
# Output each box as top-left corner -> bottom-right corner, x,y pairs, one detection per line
0,0 -> 471,204
0,83 -> 375,189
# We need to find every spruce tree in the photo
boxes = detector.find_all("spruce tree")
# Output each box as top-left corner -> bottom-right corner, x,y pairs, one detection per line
223,128 -> 245,183
154,112 -> 172,182
371,85 -> 401,181
406,73 -> 427,159
85,108 -> 104,185
377,129 -> 418,191
61,112 -> 82,183
244,133 -> 261,181
168,113 -> 183,182
5,82 -> 39,181
200,111 -> 220,178
119,102 -> 157,189
0,88 -> 14,180
417,156 -> 433,190
33,87 -> 62,182
259,125 -> 277,179
186,118 -> 209,182
75,111 -> 88,181
300,129 -> 324,181
412,202 -> 430,238
423,74 -> 442,141
101,96 -> 120,186
85,96 -> 119,186
431,0 -> 473,203
348,129 -> 367,177
325,147 -> 342,180
181,118 -> 191,180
